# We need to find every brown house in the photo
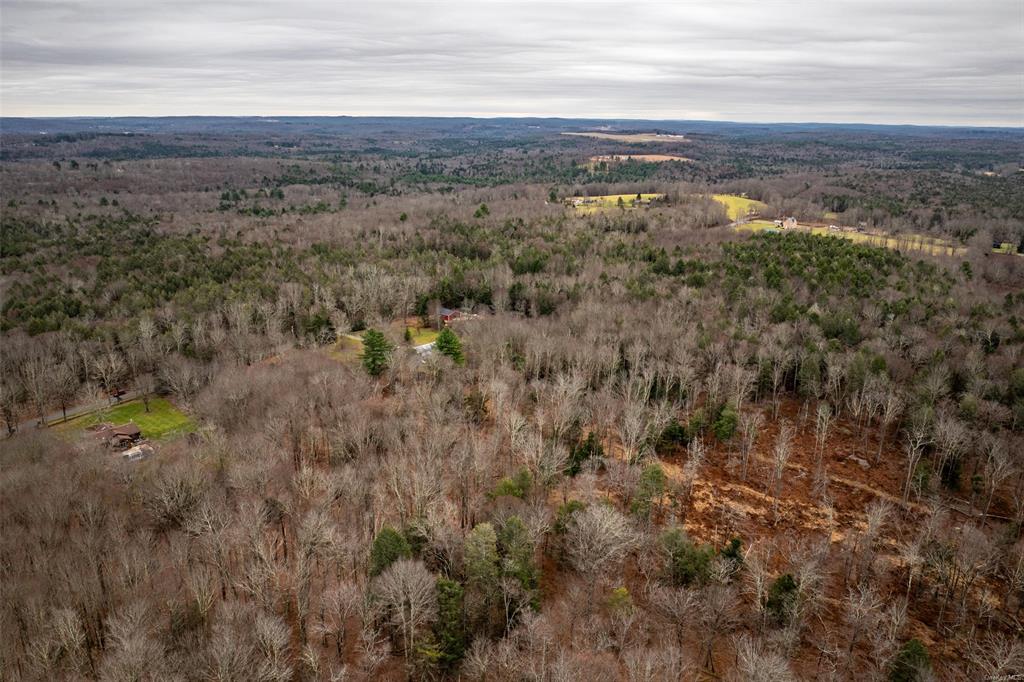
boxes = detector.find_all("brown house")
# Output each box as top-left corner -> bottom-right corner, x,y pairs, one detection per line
93,422 -> 142,449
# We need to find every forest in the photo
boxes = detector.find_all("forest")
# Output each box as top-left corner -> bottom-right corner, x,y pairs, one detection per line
1,117 -> 1023,681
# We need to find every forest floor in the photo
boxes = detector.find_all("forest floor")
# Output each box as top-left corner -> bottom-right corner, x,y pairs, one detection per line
582,397 -> 1016,677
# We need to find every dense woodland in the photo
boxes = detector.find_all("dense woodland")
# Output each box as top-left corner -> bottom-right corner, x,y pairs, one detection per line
1,118 -> 1023,681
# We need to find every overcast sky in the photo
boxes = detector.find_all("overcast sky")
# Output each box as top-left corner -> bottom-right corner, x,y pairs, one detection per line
2,0 -> 1021,125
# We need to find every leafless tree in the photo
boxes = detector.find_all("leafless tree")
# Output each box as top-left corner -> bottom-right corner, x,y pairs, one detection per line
967,632 -> 1024,680
697,584 -> 739,674
981,437 -> 1015,524
566,504 -> 637,603
814,402 -> 832,464
768,420 -> 794,519
647,584 -> 698,647
730,634 -> 796,682
91,349 -> 127,403
738,410 -> 764,483
902,414 -> 931,503
19,353 -> 53,424
373,559 -> 436,660
875,387 -> 903,464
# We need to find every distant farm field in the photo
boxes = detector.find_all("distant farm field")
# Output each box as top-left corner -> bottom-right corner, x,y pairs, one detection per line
712,194 -> 768,221
734,221 -> 965,256
568,193 -> 665,213
563,132 -> 687,143
56,397 -> 195,441
589,154 -> 692,164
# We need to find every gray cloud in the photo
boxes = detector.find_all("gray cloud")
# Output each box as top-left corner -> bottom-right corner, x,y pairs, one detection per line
2,0 -> 1021,125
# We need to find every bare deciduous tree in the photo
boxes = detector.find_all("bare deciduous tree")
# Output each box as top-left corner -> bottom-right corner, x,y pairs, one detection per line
373,559 -> 436,660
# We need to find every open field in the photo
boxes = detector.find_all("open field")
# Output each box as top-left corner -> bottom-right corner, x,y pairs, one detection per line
734,220 -> 966,255
54,397 -> 195,441
712,193 -> 768,220
329,320 -> 438,363
408,326 -> 439,345
568,192 -> 666,213
329,331 -> 365,363
562,131 -> 687,143
589,154 -> 692,164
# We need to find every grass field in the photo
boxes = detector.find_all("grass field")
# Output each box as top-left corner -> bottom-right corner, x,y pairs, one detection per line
562,132 -> 687,143
329,321 -> 438,364
409,327 -> 439,345
712,194 -> 768,221
734,221 -> 965,256
56,397 -> 195,441
568,193 -> 665,214
330,331 -> 365,363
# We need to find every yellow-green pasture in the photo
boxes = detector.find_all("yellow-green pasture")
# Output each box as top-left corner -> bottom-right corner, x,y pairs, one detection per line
712,194 -> 768,221
734,221 -> 965,256
568,193 -> 665,214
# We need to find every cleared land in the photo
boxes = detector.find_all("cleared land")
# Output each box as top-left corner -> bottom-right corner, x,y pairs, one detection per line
568,193 -> 665,214
711,193 -> 768,221
562,131 -> 687,143
589,154 -> 692,163
329,320 -> 438,363
55,397 -> 194,441
735,220 -> 966,256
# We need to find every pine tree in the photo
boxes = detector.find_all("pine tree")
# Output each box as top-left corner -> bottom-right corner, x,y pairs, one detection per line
369,526 -> 411,576
464,523 -> 500,631
434,578 -> 467,666
361,328 -> 393,376
435,327 -> 464,364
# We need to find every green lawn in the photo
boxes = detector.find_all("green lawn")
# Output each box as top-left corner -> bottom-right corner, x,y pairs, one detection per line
409,327 -> 439,345
56,397 -> 195,441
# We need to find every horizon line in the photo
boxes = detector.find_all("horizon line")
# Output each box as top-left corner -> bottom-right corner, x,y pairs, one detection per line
2,113 -> 1022,131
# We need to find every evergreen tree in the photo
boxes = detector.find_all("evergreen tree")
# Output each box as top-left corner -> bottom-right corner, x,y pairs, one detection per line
434,578 -> 467,667
435,327 -> 464,364
765,573 -> 799,625
369,526 -> 411,576
360,328 -> 393,376
497,516 -> 538,596
631,463 -> 666,519
889,639 -> 930,682
464,523 -> 500,631
661,527 -> 713,586
567,431 -> 604,475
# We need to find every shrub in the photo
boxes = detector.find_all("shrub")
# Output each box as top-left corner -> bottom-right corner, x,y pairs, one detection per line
657,417 -> 689,453
721,537 -> 743,564
889,639 -> 930,682
490,468 -> 532,499
554,500 -> 585,534
765,573 -> 798,624
686,408 -> 708,438
661,527 -> 713,586
567,431 -> 604,475
712,404 -> 739,441
631,464 -> 666,519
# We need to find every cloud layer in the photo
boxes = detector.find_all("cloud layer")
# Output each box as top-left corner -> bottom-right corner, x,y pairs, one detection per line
3,0 -> 1021,125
